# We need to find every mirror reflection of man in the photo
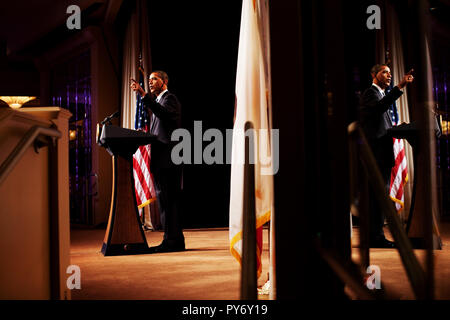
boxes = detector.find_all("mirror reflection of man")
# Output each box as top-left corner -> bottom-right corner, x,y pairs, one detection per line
359,64 -> 414,248
131,71 -> 185,253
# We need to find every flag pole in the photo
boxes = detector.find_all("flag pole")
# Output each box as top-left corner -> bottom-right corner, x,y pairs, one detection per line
241,121 -> 257,300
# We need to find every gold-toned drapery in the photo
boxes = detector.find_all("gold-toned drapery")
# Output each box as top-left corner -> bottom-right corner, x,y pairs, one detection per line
120,0 -> 155,229
121,0 -> 152,130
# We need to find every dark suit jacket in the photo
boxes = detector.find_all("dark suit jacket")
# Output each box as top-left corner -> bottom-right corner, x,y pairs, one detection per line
142,91 -> 181,171
359,85 -> 403,170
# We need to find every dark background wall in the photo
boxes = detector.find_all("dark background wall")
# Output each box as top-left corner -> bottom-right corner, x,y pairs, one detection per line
146,1 -> 242,228
1,0 -> 449,228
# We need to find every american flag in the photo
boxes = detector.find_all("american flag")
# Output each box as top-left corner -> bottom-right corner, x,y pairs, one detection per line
387,85 -> 408,211
133,66 -> 156,210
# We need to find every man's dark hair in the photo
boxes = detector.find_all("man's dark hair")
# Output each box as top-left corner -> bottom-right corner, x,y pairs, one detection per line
150,70 -> 169,85
370,63 -> 389,76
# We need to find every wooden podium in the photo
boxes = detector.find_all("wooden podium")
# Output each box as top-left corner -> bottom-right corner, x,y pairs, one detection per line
98,124 -> 155,255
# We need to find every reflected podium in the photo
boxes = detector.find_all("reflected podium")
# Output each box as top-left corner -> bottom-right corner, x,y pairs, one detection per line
387,121 -> 442,249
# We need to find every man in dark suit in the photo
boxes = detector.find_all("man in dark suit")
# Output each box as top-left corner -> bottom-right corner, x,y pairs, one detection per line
359,64 -> 414,248
131,70 -> 185,253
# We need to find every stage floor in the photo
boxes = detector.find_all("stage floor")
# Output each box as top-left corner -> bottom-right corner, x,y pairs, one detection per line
70,227 -> 270,300
69,223 -> 450,300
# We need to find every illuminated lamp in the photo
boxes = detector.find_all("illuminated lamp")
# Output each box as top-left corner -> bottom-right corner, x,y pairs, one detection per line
0,96 -> 36,109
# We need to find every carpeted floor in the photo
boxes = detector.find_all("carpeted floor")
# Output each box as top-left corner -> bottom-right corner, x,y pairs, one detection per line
350,221 -> 450,299
70,228 -> 270,300
69,222 -> 450,300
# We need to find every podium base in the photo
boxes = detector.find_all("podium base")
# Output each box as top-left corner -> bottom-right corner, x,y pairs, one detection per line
101,242 -> 150,256
408,235 -> 442,250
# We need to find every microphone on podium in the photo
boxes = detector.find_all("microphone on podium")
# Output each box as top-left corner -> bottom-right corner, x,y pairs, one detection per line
101,111 -> 120,125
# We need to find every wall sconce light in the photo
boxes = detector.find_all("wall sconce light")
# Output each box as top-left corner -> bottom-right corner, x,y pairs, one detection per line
441,120 -> 449,136
69,129 -> 77,141
0,96 -> 36,109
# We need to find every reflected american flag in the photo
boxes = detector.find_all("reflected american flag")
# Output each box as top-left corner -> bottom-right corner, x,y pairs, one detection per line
387,85 -> 408,211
